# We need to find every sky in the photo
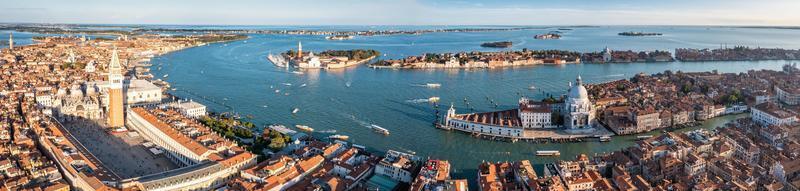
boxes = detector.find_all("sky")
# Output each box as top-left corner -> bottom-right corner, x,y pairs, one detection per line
1,0 -> 799,26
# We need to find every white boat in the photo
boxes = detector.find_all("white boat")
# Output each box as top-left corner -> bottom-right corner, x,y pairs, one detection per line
599,136 -> 611,142
282,83 -> 292,86
536,150 -> 561,156
370,124 -> 390,135
295,125 -> 314,132
162,74 -> 169,78
291,71 -> 304,75
425,83 -> 441,88
345,82 -> 352,87
275,89 -> 281,93
292,108 -> 300,114
328,134 -> 349,140
428,97 -> 440,103
318,130 -> 337,133
636,135 -> 654,140
300,83 -> 307,87
528,85 -> 536,90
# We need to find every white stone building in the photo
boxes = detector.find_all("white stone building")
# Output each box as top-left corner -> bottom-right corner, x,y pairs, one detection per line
751,102 -> 798,127
169,100 -> 207,118
518,97 -> 555,128
374,150 -> 420,183
776,85 -> 799,106
563,75 -> 596,129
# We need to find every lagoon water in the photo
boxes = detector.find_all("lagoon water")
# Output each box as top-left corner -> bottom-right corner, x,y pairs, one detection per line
147,26 -> 799,185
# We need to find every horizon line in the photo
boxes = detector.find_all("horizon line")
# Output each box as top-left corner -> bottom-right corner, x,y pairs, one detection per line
2,22 -> 800,28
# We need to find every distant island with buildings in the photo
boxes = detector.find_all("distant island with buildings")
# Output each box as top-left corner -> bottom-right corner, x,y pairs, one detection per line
618,31 -> 663,36
534,33 -> 562,39
268,42 -> 380,69
480,41 -> 513,48
369,46 -> 800,69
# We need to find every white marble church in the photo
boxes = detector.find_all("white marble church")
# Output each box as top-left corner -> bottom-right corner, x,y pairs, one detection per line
443,75 -> 596,138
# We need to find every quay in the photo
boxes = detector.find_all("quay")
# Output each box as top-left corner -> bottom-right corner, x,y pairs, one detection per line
436,122 -> 613,143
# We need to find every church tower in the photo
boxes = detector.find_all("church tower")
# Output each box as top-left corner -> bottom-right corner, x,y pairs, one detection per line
297,41 -> 303,59
107,49 -> 125,127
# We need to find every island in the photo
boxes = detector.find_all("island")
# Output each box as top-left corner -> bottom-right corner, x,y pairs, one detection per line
480,41 -> 513,48
534,33 -> 562,39
370,49 -> 582,69
618,31 -> 663,36
268,42 -> 380,69
676,46 -> 800,61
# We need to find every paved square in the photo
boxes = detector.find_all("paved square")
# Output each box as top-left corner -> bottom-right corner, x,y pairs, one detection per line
62,119 -> 179,178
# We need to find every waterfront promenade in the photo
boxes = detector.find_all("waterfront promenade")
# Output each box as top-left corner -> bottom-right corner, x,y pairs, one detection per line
439,124 -> 614,143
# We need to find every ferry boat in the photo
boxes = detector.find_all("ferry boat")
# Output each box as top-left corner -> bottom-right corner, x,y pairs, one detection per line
536,150 -> 561,156
425,83 -> 441,88
370,125 -> 390,135
292,108 -> 300,114
295,125 -> 314,132
328,134 -> 350,140
267,53 -> 289,68
599,136 -> 612,142
636,135 -> 654,140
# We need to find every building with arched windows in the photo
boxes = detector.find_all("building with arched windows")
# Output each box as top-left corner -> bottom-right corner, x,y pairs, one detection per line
443,75 -> 598,139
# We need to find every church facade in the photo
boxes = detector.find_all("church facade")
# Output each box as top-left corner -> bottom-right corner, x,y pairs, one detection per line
443,76 -> 596,138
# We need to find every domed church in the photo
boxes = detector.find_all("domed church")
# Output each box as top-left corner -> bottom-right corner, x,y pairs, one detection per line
563,75 -> 595,129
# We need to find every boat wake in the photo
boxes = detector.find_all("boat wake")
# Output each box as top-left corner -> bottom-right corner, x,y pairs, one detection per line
405,98 -> 431,104
406,96 -> 440,104
345,114 -> 373,129
411,83 -> 441,88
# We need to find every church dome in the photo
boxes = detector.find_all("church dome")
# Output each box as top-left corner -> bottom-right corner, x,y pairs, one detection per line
568,75 -> 589,100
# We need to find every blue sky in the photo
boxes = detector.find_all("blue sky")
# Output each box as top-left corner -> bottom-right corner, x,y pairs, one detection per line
1,0 -> 798,25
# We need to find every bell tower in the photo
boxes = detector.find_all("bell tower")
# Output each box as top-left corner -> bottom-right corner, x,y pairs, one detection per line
107,48 -> 125,127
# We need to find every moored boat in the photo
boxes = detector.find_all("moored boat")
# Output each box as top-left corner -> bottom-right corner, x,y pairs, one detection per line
295,125 -> 314,132
267,53 -> 289,68
636,135 -> 654,140
328,134 -> 350,140
536,150 -> 561,156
